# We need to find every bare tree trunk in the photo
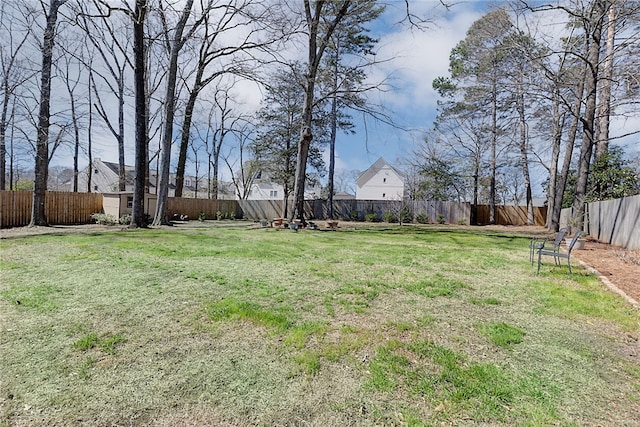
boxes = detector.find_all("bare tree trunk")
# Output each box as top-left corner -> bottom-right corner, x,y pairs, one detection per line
87,69 -> 93,193
131,0 -> 148,228
471,158 -> 479,225
292,0 -> 351,224
546,87 -> 563,230
550,30 -> 588,232
8,99 -> 16,190
153,0 -> 195,226
61,57 -> 82,193
517,89 -> 533,225
572,3 -> 605,227
595,2 -> 615,164
327,62 -> 338,220
552,82 -> 584,232
489,76 -> 497,225
0,89 -> 9,191
30,0 -> 66,227
174,85 -> 199,198
71,94 -> 79,192
118,76 -> 126,191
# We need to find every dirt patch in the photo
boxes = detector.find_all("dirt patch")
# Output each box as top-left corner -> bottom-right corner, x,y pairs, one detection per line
572,236 -> 640,306
2,223 -> 638,306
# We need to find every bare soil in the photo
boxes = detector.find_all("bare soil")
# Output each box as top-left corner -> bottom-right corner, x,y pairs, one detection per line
2,222 -> 639,306
572,236 -> 640,305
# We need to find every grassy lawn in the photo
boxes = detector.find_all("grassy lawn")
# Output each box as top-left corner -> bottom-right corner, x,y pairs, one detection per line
1,223 -> 639,426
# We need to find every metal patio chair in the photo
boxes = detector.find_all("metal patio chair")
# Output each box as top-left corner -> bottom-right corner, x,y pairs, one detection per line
530,228 -> 568,265
537,231 -> 583,276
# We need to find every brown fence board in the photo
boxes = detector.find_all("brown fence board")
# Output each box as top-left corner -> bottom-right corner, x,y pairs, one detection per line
477,205 -> 546,226
1,191 -> 103,228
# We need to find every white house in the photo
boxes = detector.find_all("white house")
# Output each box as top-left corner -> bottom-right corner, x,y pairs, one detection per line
355,157 -> 405,200
77,158 -> 214,198
77,158 -> 136,193
239,168 -> 322,200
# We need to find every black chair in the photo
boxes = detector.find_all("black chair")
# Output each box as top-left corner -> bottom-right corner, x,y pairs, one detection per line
530,228 -> 568,265
537,231 -> 583,275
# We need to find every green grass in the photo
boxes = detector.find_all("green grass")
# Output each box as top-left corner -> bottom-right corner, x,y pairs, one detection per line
0,223 -> 638,426
478,322 -> 525,349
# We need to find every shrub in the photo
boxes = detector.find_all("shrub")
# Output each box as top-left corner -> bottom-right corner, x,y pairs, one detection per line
364,213 -> 378,222
382,212 -> 397,223
119,214 -> 132,225
350,211 -> 360,222
416,213 -> 429,224
400,207 -> 413,224
198,211 -> 206,222
91,213 -> 117,225
437,214 -> 446,224
216,211 -> 224,220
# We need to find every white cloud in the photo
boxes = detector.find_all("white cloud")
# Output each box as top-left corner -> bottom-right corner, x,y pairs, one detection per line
372,8 -> 484,113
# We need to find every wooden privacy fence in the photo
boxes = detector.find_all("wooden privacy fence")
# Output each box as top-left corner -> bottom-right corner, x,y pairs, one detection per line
476,205 -> 547,226
0,191 -> 103,228
237,199 -> 542,227
168,197 -> 239,220
1,191 -> 548,229
561,195 -> 640,250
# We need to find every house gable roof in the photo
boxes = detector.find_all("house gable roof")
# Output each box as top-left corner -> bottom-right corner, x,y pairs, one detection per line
356,157 -> 403,188
99,160 -> 136,186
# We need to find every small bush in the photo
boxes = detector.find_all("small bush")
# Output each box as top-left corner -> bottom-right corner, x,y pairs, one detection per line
400,208 -> 413,224
119,214 -> 131,225
198,211 -> 206,221
416,213 -> 429,224
365,213 -> 378,222
382,212 -> 397,223
350,211 -> 360,222
216,211 -> 224,220
91,213 -> 117,225
437,214 -> 446,224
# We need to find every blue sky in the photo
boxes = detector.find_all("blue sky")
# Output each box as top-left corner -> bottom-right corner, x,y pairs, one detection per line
330,1 -> 487,175
61,0 -> 638,196
327,0 -> 639,196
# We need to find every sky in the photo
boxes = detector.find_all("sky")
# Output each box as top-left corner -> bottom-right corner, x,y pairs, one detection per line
331,1 -> 487,173
49,0 -> 639,197
324,0 -> 640,196
79,1 -> 488,185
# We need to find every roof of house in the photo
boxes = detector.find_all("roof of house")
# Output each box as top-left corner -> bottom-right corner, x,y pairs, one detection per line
333,191 -> 355,200
356,157 -> 403,187
96,159 -> 214,192
100,160 -> 137,186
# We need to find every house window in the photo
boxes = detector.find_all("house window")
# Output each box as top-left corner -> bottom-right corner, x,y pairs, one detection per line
383,178 -> 387,183
270,190 -> 278,197
94,169 -> 99,174
94,185 -> 98,191
185,178 -> 191,187
127,197 -> 133,209
382,193 -> 386,198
